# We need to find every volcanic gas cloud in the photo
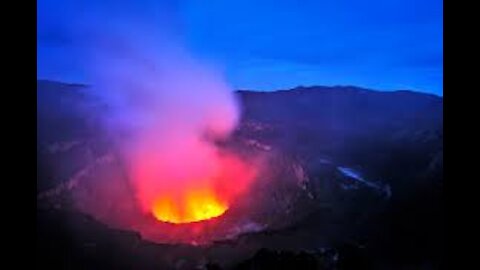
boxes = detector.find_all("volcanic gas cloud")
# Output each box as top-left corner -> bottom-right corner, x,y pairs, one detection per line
52,1 -> 259,230
122,64 -> 256,224
87,27 -> 256,226
128,79 -> 253,224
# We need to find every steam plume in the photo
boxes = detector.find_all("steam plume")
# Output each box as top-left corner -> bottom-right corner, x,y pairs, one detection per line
57,0 -> 256,225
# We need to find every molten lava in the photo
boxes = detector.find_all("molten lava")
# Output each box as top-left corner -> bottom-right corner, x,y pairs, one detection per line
152,187 -> 228,224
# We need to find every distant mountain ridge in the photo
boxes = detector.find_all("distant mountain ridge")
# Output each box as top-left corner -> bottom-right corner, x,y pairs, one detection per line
237,85 -> 442,98
37,79 -> 441,97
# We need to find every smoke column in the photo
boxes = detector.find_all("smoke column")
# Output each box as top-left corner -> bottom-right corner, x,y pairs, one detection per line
47,0 -> 257,225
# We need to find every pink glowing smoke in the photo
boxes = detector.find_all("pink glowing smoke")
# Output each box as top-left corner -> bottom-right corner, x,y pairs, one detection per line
69,2 -> 257,225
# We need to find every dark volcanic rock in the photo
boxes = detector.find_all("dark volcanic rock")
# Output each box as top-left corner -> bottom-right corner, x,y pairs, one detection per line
233,248 -> 322,270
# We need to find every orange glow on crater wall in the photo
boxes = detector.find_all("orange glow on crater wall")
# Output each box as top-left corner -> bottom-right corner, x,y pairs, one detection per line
130,134 -> 256,225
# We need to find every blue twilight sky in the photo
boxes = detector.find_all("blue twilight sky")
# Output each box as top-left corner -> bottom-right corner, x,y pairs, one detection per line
37,0 -> 443,95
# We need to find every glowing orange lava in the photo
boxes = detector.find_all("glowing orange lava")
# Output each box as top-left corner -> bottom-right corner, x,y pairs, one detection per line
152,187 -> 229,224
